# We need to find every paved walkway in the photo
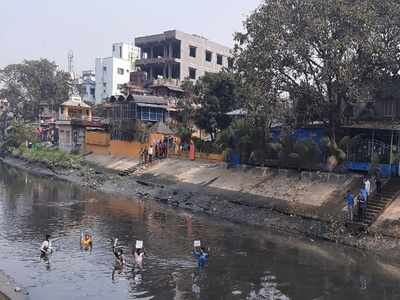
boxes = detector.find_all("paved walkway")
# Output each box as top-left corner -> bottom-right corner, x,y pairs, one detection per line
143,159 -> 354,208
85,154 -> 140,172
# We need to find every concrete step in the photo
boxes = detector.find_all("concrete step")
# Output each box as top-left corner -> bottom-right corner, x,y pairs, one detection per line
366,213 -> 378,218
367,206 -> 382,210
350,177 -> 400,228
367,204 -> 386,209
370,198 -> 391,203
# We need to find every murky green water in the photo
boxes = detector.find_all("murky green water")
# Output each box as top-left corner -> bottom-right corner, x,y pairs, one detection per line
0,163 -> 400,299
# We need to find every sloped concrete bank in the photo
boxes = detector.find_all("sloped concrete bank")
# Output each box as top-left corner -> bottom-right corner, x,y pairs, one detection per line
1,156 -> 400,260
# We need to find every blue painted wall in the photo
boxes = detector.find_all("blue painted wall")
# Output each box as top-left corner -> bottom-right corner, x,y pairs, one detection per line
271,127 -> 326,145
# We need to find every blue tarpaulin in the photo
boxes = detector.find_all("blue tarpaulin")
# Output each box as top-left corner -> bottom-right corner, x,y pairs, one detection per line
345,161 -> 396,177
271,127 -> 326,145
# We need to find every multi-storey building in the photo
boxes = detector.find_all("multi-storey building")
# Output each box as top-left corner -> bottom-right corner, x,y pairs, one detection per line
80,70 -> 96,104
95,43 -> 139,103
135,30 -> 232,85
56,96 -> 92,153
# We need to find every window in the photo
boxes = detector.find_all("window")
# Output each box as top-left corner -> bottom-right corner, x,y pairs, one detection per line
103,66 -> 107,71
117,68 -> 124,75
205,50 -> 212,62
139,107 -> 164,122
103,82 -> 107,87
217,54 -> 223,65
117,84 -> 124,90
383,101 -> 395,117
189,46 -> 197,58
189,68 -> 196,80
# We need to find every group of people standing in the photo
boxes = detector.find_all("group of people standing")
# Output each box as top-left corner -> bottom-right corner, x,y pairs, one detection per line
141,138 -> 175,165
345,176 -> 382,222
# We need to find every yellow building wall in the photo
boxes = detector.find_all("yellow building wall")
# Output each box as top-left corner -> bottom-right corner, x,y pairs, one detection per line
86,144 -> 111,156
109,140 -> 148,159
149,133 -> 164,145
86,132 -> 110,146
83,130 -> 221,162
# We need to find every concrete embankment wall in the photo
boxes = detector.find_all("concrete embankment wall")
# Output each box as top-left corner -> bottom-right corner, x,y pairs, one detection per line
141,159 -> 358,221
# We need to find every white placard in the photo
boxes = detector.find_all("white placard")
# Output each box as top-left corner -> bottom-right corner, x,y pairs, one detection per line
136,240 -> 143,249
194,240 -> 201,247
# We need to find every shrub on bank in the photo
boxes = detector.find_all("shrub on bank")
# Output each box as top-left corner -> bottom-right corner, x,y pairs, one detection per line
1,121 -> 38,151
15,144 -> 84,170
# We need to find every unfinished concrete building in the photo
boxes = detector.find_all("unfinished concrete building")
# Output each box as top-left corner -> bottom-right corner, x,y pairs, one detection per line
135,30 -> 232,86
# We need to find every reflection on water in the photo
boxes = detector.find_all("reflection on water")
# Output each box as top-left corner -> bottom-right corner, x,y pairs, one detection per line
1,163 -> 400,299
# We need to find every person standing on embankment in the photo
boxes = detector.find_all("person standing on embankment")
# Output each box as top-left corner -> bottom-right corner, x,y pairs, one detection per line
346,191 -> 355,222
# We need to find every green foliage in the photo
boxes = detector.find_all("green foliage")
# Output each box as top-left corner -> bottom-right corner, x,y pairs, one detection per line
17,144 -> 83,170
111,120 -> 148,142
234,0 -> 400,136
192,137 -> 221,154
339,136 -> 352,150
217,119 -> 270,164
277,138 -> 322,170
176,126 -> 193,145
1,121 -> 38,151
188,72 -> 239,141
0,59 -> 71,120
369,153 -> 382,176
175,98 -> 195,129
322,136 -> 347,170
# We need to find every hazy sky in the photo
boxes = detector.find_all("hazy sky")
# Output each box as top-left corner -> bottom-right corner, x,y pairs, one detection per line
0,0 -> 260,72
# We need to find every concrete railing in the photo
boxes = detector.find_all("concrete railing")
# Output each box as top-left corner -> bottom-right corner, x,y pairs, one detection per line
58,115 -> 92,122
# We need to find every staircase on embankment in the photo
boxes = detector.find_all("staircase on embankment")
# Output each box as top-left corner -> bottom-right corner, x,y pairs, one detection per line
355,177 -> 400,227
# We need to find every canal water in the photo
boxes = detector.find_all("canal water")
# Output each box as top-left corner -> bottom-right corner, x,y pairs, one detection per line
0,164 -> 400,299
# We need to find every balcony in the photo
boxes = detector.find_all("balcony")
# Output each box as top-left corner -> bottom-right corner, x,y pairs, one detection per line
56,115 -> 92,126
136,57 -> 179,66
150,78 -> 181,88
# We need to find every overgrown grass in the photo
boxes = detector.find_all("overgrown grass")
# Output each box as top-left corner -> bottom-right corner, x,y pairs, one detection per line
12,144 -> 84,170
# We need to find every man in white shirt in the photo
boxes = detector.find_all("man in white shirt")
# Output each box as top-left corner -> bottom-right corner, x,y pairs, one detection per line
148,145 -> 154,163
40,234 -> 52,256
364,177 -> 371,197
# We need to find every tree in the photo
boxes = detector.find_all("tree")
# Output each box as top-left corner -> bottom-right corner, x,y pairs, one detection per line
1,120 -> 38,151
0,59 -> 71,120
234,0 -> 400,140
190,72 -> 239,141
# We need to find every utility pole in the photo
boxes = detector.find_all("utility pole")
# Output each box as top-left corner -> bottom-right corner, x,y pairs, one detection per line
68,50 -> 74,75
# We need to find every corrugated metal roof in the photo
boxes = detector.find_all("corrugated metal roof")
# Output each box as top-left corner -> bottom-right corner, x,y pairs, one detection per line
342,122 -> 400,131
61,98 -> 91,108
226,108 -> 248,116
132,95 -> 168,105
136,103 -> 168,109
150,122 -> 175,135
